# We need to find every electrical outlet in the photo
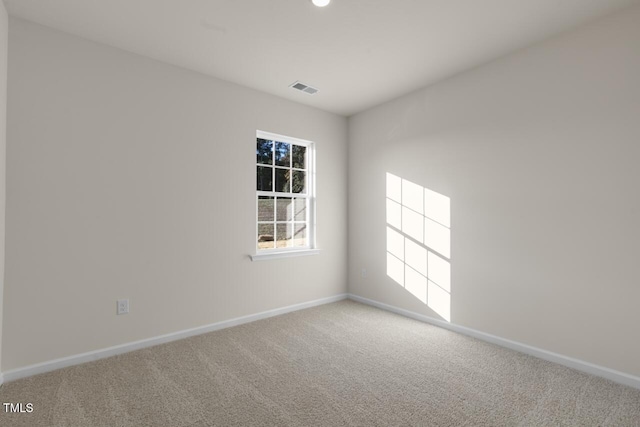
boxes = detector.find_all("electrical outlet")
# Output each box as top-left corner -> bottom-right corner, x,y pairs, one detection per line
361,268 -> 367,278
117,299 -> 129,315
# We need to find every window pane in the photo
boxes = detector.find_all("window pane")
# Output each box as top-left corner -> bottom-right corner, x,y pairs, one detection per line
257,138 -> 273,165
258,196 -> 274,221
292,145 -> 306,169
257,166 -> 273,191
275,141 -> 290,167
258,224 -> 275,249
276,197 -> 293,221
292,170 -> 306,194
293,223 -> 307,247
275,168 -> 290,193
276,223 -> 293,248
256,134 -> 314,253
294,198 -> 306,221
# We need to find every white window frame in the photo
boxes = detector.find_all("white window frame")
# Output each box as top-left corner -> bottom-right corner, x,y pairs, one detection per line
251,130 -> 318,261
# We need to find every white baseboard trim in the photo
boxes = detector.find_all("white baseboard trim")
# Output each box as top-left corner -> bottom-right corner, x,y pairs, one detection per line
2,293 -> 348,383
348,293 -> 640,390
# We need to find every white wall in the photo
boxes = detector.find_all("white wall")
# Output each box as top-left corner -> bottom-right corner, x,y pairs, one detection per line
3,18 -> 348,371
0,0 -> 8,378
348,5 -> 640,377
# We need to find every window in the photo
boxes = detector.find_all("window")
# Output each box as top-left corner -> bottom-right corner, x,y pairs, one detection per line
255,131 -> 315,256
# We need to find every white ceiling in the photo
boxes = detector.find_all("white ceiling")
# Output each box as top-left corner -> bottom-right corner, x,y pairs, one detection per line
4,0 -> 639,116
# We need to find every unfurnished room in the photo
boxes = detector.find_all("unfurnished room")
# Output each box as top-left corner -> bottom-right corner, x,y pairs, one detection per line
0,0 -> 639,426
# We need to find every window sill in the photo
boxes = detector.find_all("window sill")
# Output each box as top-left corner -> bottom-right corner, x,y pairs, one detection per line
250,249 -> 321,262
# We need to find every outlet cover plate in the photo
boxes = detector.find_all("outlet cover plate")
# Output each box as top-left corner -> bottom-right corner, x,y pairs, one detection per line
117,299 -> 129,315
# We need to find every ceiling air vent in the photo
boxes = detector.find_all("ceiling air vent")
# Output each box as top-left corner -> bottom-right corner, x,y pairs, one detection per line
290,81 -> 319,95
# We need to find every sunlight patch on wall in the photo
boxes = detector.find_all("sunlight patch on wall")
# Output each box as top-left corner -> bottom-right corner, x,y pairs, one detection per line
385,173 -> 451,321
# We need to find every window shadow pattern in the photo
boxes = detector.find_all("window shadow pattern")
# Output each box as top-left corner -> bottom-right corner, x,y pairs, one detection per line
386,173 -> 451,322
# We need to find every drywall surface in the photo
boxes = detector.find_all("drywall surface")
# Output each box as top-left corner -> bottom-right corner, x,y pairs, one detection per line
0,0 -> 8,376
3,18 -> 347,371
348,5 -> 640,377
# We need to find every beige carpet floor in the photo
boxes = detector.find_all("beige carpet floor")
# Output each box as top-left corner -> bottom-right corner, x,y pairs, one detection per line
0,299 -> 639,426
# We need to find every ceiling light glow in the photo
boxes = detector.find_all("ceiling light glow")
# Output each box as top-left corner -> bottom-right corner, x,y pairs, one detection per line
312,0 -> 331,7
